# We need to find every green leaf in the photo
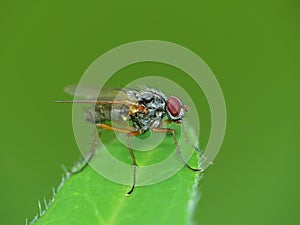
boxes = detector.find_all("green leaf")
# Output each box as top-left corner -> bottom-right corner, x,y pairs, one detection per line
31,124 -> 201,225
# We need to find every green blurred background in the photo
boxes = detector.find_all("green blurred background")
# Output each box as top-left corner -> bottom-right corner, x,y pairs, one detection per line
0,1 -> 299,225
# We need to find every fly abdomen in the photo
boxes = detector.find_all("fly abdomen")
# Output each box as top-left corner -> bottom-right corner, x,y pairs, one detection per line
84,104 -> 131,123
84,104 -> 112,123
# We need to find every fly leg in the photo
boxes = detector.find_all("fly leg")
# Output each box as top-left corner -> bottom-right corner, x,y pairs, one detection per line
96,123 -> 142,196
69,125 -> 98,175
69,123 -> 133,175
181,124 -> 213,166
160,120 -> 213,167
152,127 -> 203,172
125,130 -> 143,196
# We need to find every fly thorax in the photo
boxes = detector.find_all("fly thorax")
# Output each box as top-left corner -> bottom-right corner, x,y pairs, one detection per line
149,119 -> 161,128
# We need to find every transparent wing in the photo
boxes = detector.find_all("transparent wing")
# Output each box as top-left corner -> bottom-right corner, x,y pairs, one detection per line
64,84 -> 139,103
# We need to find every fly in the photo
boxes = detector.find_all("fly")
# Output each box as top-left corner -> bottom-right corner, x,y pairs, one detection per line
58,85 -> 208,196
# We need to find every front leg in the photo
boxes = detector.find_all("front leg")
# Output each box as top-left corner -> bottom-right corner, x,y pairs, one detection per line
152,127 -> 203,172
181,123 -> 213,165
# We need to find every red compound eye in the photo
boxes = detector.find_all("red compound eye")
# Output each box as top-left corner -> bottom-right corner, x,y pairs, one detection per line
167,96 -> 182,117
